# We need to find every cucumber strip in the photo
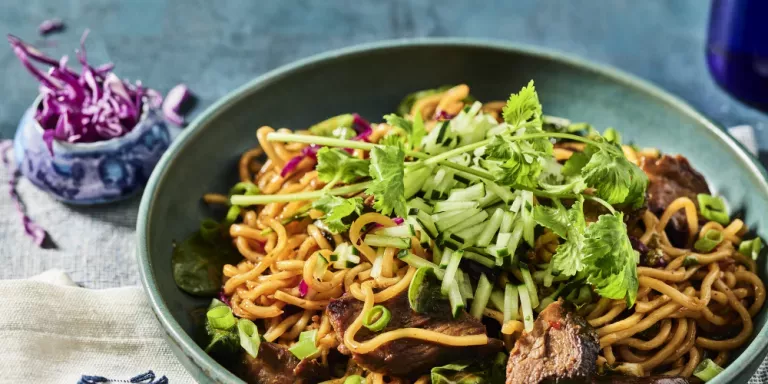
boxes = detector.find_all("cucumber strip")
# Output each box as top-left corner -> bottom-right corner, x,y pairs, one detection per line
469,273 -> 493,319
432,209 -> 465,223
496,232 -> 512,249
398,252 -> 445,279
455,224 -> 486,244
478,192 -> 502,209
314,254 -> 329,280
332,243 -> 351,269
370,248 -> 385,279
439,248 -> 453,268
489,290 -> 504,311
431,242 -> 443,265
434,200 -> 478,212
505,284 -> 519,322
451,210 -> 489,233
375,224 -> 415,238
486,245 -> 510,259
364,234 -> 411,249
415,210 -> 439,238
463,251 -> 496,268
506,222 -> 525,259
500,211 -> 515,233
435,208 -> 481,232
441,250 -> 464,295
404,166 -> 432,199
447,183 -> 485,201
518,284 -> 535,331
483,180 -> 516,203
477,208 -> 504,247
407,198 -> 434,214
520,263 -> 540,309
448,280 -> 465,318
520,191 -> 536,247
458,271 -> 474,299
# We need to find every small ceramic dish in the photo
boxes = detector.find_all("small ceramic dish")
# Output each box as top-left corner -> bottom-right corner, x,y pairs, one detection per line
13,97 -> 171,205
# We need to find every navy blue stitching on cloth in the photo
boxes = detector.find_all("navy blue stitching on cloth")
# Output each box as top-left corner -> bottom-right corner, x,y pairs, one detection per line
78,370 -> 168,384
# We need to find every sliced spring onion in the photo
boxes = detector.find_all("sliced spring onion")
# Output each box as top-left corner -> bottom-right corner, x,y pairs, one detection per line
364,234 -> 411,249
697,194 -> 729,225
469,273 -> 493,319
441,250 -> 464,294
207,306 -> 236,330
518,283 -> 535,332
370,248 -> 385,279
200,219 -> 221,243
289,330 -> 319,359
694,230 -> 724,252
222,205 -> 242,227
447,280 -> 465,318
208,298 -> 227,310
693,358 -> 724,382
229,181 -> 260,196
363,305 -> 392,332
504,284 -> 519,322
477,208 -> 504,247
343,375 -> 364,384
237,319 -> 261,358
520,263 -> 539,309
739,237 -> 763,260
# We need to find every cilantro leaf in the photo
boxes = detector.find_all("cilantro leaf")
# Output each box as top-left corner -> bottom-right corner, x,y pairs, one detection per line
485,134 -> 552,188
561,152 -> 590,177
551,198 -> 587,277
384,113 -> 426,150
312,195 -> 363,233
581,147 -> 647,207
365,144 -> 407,218
502,80 -> 543,130
533,199 -> 569,238
582,212 -> 639,306
315,147 -> 369,187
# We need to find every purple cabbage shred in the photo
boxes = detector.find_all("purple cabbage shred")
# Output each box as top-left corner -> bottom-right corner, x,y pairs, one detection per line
298,280 -> 309,297
217,290 -> 231,306
352,113 -> 371,133
162,83 -> 192,126
1,140 -> 48,246
8,31 -> 161,153
38,19 -> 65,36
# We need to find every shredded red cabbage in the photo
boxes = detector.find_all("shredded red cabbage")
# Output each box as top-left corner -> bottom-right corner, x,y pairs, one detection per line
217,290 -> 231,306
38,19 -> 65,36
162,83 -> 192,126
1,140 -> 48,246
434,110 -> 456,121
352,113 -> 371,133
393,217 -> 404,225
298,280 -> 309,297
8,31 -> 161,153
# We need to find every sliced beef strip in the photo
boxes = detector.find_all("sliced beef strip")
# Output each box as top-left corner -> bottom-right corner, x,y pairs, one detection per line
239,342 -> 328,384
326,291 -> 503,377
592,376 -> 697,384
506,299 -> 600,384
640,155 -> 710,246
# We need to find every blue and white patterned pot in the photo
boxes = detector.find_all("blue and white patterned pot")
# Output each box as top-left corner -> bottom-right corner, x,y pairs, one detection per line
13,99 -> 171,205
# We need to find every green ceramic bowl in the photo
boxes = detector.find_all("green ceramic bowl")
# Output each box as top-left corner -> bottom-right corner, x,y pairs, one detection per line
137,39 -> 768,383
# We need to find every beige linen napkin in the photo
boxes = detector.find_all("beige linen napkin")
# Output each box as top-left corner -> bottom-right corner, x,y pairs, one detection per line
0,270 -> 194,383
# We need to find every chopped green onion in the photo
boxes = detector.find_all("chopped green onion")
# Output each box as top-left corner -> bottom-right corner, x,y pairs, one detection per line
739,237 -> 763,260
229,181 -> 260,197
697,194 -> 729,225
237,319 -> 261,358
289,330 -> 319,359
206,305 -> 236,330
208,298 -> 227,310
343,375 -> 364,384
222,205 -> 242,227
694,230 -> 724,252
200,219 -> 221,243
683,255 -> 699,267
693,358 -> 724,382
362,305 -> 391,332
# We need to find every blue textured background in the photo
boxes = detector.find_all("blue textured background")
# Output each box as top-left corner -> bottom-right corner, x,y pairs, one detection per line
1,0 -> 766,143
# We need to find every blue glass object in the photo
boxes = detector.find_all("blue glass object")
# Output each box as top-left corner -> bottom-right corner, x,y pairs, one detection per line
707,0 -> 768,112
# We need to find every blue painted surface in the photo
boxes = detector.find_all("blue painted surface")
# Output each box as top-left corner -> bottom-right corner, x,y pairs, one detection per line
1,0 -> 766,142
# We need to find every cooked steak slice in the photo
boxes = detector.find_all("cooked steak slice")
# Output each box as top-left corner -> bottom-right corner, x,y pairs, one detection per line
640,155 -> 710,246
326,291 -> 503,377
240,342 -> 328,384
593,376 -> 695,384
506,300 -> 599,384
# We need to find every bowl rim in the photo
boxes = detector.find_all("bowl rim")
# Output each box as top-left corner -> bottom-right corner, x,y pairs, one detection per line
137,37 -> 768,383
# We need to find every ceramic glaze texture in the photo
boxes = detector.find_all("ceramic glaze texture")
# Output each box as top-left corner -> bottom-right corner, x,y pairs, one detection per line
137,41 -> 768,384
14,104 -> 171,204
